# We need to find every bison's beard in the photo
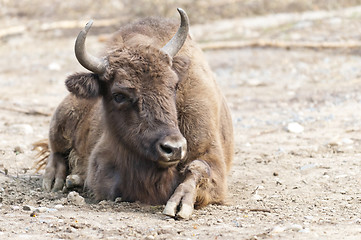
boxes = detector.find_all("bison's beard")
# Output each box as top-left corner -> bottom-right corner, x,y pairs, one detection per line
85,137 -> 181,205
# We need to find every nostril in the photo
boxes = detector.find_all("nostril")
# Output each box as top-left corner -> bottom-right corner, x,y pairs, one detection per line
160,144 -> 174,155
158,137 -> 187,161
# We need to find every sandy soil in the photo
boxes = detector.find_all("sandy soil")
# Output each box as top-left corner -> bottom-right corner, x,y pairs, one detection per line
1,3 -> 361,240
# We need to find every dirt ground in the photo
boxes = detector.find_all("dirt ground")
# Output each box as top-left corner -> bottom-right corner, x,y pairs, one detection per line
1,1 -> 361,240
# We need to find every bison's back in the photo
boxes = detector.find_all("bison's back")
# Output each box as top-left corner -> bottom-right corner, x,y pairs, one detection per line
109,17 -> 180,49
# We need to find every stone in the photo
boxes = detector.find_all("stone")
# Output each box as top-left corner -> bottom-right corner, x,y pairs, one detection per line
67,191 -> 85,205
286,122 -> 304,133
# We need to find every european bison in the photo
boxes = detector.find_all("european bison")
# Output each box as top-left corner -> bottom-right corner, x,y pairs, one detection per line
41,8 -> 234,219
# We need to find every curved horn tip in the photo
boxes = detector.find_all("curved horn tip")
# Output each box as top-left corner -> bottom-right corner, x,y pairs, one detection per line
177,8 -> 185,14
160,8 -> 190,57
75,19 -> 107,74
84,20 -> 94,32
176,8 -> 188,21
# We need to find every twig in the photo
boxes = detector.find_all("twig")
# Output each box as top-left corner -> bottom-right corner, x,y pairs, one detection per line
237,207 -> 272,213
39,18 -> 120,31
247,208 -> 272,213
0,170 -> 17,179
0,18 -> 121,39
0,25 -> 27,38
0,106 -> 51,116
250,129 -> 279,138
199,39 -> 361,51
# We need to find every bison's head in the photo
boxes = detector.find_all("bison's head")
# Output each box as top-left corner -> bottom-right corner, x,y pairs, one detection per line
66,9 -> 190,168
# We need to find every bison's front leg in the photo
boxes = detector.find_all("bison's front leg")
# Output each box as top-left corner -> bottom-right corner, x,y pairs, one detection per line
43,152 -> 85,191
43,152 -> 67,192
163,160 -> 213,219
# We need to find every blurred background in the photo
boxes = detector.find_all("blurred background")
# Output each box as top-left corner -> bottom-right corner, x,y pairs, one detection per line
2,0 -> 361,51
2,0 -> 361,24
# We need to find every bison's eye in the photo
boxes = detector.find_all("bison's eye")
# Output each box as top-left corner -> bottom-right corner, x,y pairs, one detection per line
113,93 -> 128,104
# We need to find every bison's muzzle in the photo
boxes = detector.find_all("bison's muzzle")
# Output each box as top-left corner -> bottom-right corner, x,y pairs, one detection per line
157,134 -> 187,168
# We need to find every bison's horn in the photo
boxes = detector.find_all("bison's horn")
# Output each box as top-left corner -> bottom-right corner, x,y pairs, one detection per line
75,20 -> 107,74
161,8 -> 189,58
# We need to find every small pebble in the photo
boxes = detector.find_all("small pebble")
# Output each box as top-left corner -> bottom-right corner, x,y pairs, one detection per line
270,225 -> 286,234
23,205 -> 32,211
251,194 -> 263,201
157,225 -> 175,235
99,200 -> 109,206
335,174 -> 348,179
48,62 -> 61,71
54,204 -> 64,209
299,228 -> 310,233
11,206 -> 20,211
286,122 -> 304,133
47,208 -> 58,212
287,224 -> 303,232
36,207 -> 48,213
300,163 -> 316,171
67,191 -> 85,205
14,146 -> 24,154
277,147 -> 286,154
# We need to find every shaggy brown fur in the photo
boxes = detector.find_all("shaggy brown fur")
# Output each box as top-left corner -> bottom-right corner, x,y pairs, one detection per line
40,14 -> 234,219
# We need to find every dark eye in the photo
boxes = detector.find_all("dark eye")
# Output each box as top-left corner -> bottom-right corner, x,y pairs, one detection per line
113,93 -> 128,103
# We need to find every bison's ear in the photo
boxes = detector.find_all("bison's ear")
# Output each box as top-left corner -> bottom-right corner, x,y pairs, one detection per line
65,72 -> 101,98
172,56 -> 190,83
